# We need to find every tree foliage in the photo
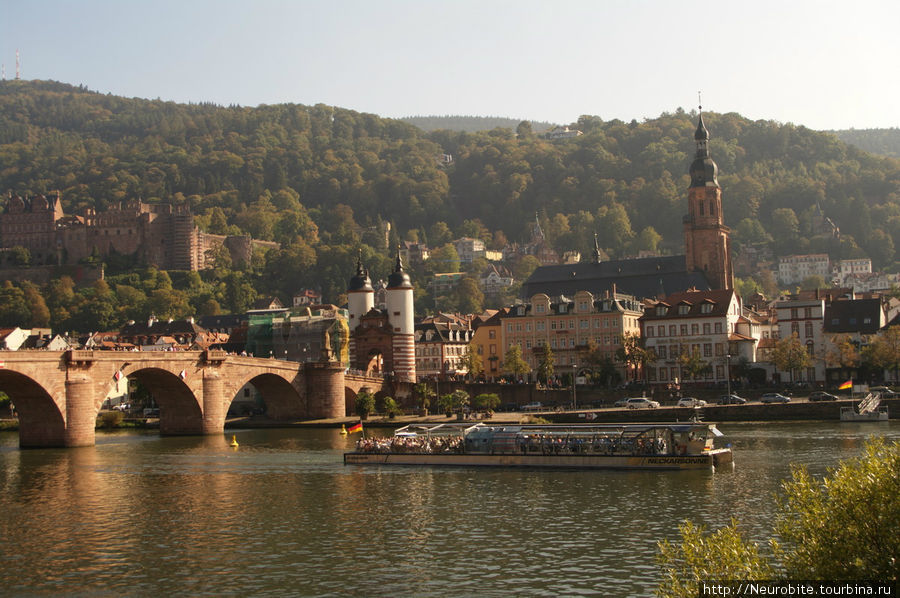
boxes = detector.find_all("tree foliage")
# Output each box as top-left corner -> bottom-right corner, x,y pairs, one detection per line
656,439 -> 900,597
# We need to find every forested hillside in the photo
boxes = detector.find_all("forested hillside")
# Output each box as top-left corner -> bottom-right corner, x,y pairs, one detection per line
401,115 -> 555,133
830,128 -> 900,159
1,79 -> 900,332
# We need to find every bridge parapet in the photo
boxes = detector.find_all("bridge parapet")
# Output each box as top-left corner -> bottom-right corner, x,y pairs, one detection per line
66,350 -> 94,364
204,350 -> 228,363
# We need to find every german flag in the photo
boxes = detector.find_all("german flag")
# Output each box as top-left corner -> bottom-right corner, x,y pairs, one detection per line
838,380 -> 853,390
347,421 -> 363,434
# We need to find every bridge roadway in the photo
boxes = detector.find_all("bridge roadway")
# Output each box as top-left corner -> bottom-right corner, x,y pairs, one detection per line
0,350 -> 387,448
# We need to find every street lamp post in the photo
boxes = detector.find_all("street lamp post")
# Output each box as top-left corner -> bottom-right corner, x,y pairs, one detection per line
725,354 -> 732,398
572,364 -> 579,410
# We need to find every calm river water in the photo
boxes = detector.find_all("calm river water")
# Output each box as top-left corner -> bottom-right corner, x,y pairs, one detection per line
0,421 -> 896,597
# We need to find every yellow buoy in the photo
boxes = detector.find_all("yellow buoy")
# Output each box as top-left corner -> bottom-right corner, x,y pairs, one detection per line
230,435 -> 239,448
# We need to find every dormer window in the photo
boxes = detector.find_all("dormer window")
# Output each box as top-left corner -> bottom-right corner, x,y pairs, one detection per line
701,303 -> 713,314
656,306 -> 667,316
559,304 -> 567,314
678,305 -> 690,315
517,306 -> 525,316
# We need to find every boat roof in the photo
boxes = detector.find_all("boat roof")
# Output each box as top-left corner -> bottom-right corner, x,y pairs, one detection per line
393,422 -> 723,437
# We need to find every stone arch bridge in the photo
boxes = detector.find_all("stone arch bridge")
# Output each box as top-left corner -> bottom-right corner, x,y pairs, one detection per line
0,350 -> 389,448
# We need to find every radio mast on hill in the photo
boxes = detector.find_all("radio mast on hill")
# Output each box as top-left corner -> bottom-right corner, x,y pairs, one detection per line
16,49 -> 21,79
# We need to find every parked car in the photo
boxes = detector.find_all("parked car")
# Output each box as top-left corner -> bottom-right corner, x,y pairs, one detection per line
625,397 -> 660,409
868,386 -> 897,397
809,391 -> 838,402
761,393 -> 791,404
614,398 -> 630,408
522,402 -> 543,411
112,403 -> 131,412
677,397 -> 707,408
717,394 -> 747,405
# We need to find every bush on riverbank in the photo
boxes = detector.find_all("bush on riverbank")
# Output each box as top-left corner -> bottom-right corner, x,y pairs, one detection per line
656,439 -> 899,596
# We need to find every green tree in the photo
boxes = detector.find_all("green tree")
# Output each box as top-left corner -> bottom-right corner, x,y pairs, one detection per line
656,439 -> 900,597
472,393 -> 500,412
615,332 -> 653,382
460,343 -> 483,380
454,276 -> 484,314
354,389 -> 375,418
0,282 -> 30,327
772,333 -> 813,382
862,326 -> 900,381
503,345 -> 531,380
413,381 -> 435,411
536,345 -> 555,384
678,349 -> 711,381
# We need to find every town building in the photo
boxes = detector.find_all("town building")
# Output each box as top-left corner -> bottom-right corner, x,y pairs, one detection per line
470,309 -> 506,380
778,254 -> 831,286
773,297 -> 826,383
501,290 -> 643,380
414,314 -> 474,379
453,237 -> 485,264
479,264 -> 515,297
640,289 -> 758,386
399,241 -> 430,266
523,114 -> 733,299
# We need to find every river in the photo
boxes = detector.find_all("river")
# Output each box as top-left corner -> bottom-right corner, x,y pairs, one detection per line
0,421 -> 896,597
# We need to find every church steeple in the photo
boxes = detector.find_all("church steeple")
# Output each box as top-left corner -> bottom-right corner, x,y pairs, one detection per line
683,106 -> 733,290
689,111 -> 719,188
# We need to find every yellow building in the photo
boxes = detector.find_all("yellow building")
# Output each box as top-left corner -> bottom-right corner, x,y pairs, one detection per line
501,291 -> 643,380
470,309 -> 508,380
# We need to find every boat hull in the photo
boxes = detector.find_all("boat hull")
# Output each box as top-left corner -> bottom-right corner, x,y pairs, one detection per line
344,448 -> 733,470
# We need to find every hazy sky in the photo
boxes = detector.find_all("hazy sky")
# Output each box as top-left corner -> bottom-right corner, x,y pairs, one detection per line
3,0 -> 898,130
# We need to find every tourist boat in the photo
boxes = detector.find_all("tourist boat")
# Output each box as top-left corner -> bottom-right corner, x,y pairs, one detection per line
344,422 -> 734,471
841,392 -> 889,422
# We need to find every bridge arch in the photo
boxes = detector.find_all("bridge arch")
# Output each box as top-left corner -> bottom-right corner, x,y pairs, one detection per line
124,366 -> 203,435
0,370 -> 65,447
227,372 -> 304,420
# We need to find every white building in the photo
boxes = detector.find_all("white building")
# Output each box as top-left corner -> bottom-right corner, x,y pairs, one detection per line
640,289 -> 759,386
453,237 -> 485,264
778,254 -> 831,285
834,258 -> 872,285
773,298 -> 826,383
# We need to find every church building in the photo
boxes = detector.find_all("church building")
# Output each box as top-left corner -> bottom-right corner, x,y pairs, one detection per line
522,113 -> 734,299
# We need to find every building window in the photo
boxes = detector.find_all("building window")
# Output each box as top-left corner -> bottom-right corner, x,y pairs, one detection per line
804,307 -> 812,318
646,327 -> 654,338
536,304 -> 545,313
658,325 -> 665,336
715,343 -> 723,356
659,367 -> 667,381
714,323 -> 722,334
680,324 -> 688,336
703,323 -> 711,334
669,325 -> 677,336
701,303 -> 713,314
703,343 -> 712,357
657,346 -> 666,359
678,305 -> 690,315
489,330 -> 496,339
791,322 -> 800,336
691,324 -> 699,335
805,321 -> 813,338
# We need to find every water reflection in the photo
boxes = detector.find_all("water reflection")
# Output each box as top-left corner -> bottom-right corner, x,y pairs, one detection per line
0,422 -> 896,596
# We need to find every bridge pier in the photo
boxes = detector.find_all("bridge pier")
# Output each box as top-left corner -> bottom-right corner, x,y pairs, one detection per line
65,375 -> 96,447
202,370 -> 225,435
304,362 -> 346,419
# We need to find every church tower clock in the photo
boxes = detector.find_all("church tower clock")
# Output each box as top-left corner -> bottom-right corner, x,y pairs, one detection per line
683,112 -> 734,290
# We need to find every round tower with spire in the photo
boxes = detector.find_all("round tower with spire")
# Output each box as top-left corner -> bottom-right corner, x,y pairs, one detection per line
384,247 -> 416,382
683,106 -> 733,290
346,252 -> 374,367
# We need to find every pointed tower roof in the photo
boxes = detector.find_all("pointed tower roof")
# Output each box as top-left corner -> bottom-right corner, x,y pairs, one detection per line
689,110 -> 719,188
347,251 -> 373,292
387,246 -> 412,289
